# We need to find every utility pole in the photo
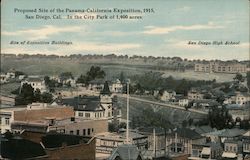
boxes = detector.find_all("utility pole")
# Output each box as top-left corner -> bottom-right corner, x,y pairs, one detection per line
126,81 -> 130,144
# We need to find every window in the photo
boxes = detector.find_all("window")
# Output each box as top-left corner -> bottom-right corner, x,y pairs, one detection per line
92,128 -> 94,132
85,113 -> 90,118
230,146 -> 232,151
233,147 -> 236,152
226,146 -> 228,151
88,128 -> 91,135
5,118 -> 10,125
70,130 -> 74,135
78,112 -> 83,117
83,129 -> 86,135
0,118 -> 2,125
76,130 -> 80,135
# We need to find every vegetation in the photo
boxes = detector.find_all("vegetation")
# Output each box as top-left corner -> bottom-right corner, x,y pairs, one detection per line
208,106 -> 234,130
44,76 -> 62,92
128,72 -> 216,95
77,66 -> 105,84
15,83 -> 53,105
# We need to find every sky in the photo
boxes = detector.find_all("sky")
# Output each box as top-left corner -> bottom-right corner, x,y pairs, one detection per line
1,0 -> 249,60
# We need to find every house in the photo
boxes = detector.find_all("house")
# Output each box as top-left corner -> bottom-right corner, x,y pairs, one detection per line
188,89 -> 205,100
21,77 -> 47,93
219,128 -> 247,143
110,79 -> 124,93
108,144 -> 144,160
6,68 -> 16,79
0,74 -> 8,84
156,89 -> 176,102
0,107 -> 26,134
228,108 -> 250,122
88,79 -> 106,92
138,127 -> 167,153
235,92 -> 250,106
192,99 -> 219,110
189,142 -> 223,160
60,83 -> 122,122
178,98 -> 189,107
242,131 -> 250,159
60,77 -> 76,87
224,92 -> 250,106
222,139 -> 243,160
165,128 -> 206,155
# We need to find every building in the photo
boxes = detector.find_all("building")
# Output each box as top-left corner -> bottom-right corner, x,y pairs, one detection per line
96,130 -> 147,154
195,61 -> 247,73
0,94 -> 16,107
0,133 -> 48,159
2,132 -> 96,160
187,89 -> 205,100
41,133 -> 96,160
0,107 -> 26,134
0,103 -> 74,134
110,79 -> 123,93
222,139 -> 243,160
179,98 -> 189,107
21,77 -> 47,93
242,131 -> 250,159
88,79 -> 106,92
59,84 -> 122,123
166,128 -> 206,155
0,74 -> 8,84
108,144 -> 143,160
156,89 -> 176,102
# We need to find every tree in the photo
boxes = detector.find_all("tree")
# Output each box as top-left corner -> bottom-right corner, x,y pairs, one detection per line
208,106 -> 233,130
119,72 -> 125,83
76,74 -> 87,84
60,72 -> 73,81
33,89 -> 41,102
15,83 -> 34,105
40,92 -> 53,103
86,66 -> 105,80
234,73 -> 244,82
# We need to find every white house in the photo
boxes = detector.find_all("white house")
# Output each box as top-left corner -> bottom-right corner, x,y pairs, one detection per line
0,74 -> 8,84
157,89 -> 176,102
179,99 -> 189,107
224,92 -> 250,106
21,77 -> 47,93
110,79 -> 123,93
188,89 -> 205,100
0,107 -> 26,134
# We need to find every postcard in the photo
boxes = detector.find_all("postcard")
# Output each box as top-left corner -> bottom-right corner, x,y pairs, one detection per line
1,0 -> 249,160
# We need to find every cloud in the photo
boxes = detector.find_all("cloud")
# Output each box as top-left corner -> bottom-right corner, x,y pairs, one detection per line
143,22 -> 224,35
2,25 -> 83,40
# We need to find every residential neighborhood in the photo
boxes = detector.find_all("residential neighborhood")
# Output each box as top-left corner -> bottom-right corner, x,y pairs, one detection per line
1,56 -> 250,160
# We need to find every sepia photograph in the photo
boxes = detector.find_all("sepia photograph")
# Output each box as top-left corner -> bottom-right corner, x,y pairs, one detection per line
1,0 -> 250,159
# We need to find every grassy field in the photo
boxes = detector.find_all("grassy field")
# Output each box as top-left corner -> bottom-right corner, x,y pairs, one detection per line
1,58 -> 238,82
